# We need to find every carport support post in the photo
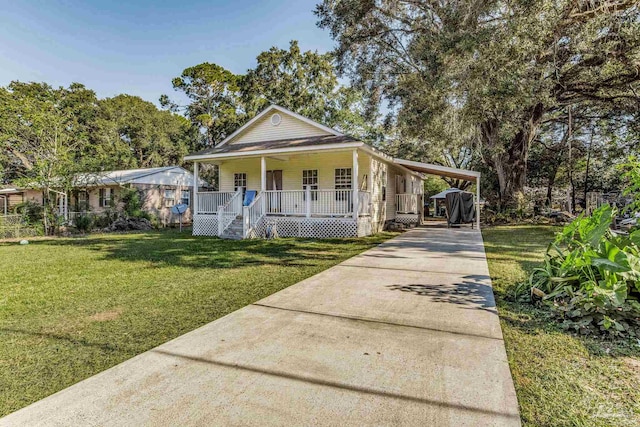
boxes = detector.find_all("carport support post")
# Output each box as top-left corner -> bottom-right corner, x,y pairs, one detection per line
193,161 -> 199,215
476,175 -> 481,229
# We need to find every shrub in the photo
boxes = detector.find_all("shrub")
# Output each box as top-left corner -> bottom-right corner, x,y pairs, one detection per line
519,204 -> 640,336
13,201 -> 43,225
74,214 -> 93,233
120,187 -> 150,220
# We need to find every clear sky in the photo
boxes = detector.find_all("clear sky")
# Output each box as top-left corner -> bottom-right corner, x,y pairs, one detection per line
0,0 -> 335,105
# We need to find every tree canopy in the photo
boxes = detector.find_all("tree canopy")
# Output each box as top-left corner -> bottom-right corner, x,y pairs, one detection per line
316,0 -> 640,207
162,40 -> 383,147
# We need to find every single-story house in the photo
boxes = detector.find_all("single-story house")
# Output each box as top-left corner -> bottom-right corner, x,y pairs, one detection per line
184,104 -> 481,239
0,166 -> 206,225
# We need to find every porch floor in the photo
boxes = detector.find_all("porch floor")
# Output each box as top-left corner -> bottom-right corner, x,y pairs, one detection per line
2,228 -> 519,426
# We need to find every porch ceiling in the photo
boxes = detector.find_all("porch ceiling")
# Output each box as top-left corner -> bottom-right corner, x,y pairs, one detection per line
392,159 -> 480,182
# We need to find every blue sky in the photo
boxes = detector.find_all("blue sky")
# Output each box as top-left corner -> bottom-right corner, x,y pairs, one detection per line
0,0 -> 335,105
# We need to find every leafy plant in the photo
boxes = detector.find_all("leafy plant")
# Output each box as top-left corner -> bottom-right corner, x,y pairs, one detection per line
74,214 -> 93,233
520,204 -> 640,336
120,187 -> 150,220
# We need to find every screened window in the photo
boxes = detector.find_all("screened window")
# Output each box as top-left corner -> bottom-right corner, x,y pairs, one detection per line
76,191 -> 89,211
181,189 -> 190,206
302,169 -> 318,200
234,173 -> 247,191
99,188 -> 112,208
335,168 -> 352,201
164,189 -> 176,207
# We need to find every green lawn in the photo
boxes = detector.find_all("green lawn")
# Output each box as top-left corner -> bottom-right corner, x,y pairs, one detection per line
0,230 -> 393,417
483,226 -> 640,427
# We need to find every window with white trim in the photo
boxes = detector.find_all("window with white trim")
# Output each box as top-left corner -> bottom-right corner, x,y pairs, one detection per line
164,189 -> 176,207
302,169 -> 318,200
335,168 -> 352,201
181,189 -> 190,206
99,188 -> 112,208
234,173 -> 247,191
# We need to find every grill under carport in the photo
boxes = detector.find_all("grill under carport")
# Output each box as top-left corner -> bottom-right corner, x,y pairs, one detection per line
392,159 -> 481,229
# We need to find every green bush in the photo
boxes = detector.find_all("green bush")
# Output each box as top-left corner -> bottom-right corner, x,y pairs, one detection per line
120,187 -> 150,220
519,204 -> 640,336
13,201 -> 43,225
74,214 -> 93,233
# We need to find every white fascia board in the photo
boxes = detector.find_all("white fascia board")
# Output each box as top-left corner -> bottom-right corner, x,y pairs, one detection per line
215,104 -> 343,148
393,158 -> 481,180
184,141 -> 364,161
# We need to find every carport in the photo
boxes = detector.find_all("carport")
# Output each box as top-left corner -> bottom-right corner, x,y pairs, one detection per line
393,159 -> 481,228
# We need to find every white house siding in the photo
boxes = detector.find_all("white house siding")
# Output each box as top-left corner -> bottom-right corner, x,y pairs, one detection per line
228,110 -> 332,145
369,156 -> 388,233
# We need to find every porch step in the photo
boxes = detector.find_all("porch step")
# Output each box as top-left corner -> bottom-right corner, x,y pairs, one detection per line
221,216 -> 244,240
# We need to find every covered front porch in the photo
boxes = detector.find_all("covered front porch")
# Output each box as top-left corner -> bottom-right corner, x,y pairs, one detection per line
190,148 -> 422,239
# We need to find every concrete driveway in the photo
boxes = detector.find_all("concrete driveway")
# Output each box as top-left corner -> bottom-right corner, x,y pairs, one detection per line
1,227 -> 520,426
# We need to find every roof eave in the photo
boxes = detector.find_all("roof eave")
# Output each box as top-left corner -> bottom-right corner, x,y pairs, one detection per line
184,141 -> 365,161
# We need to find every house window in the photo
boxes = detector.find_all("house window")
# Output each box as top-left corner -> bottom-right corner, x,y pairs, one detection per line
76,191 -> 89,211
164,189 -> 176,207
181,189 -> 190,206
234,173 -> 247,191
335,168 -> 352,201
99,188 -> 112,208
302,169 -> 318,200
382,170 -> 387,202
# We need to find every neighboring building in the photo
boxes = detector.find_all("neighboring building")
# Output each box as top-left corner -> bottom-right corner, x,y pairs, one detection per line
0,166 -> 206,225
184,104 -> 480,239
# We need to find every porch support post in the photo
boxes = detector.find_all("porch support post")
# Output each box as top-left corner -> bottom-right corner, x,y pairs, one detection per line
305,185 -> 311,218
261,156 -> 266,192
476,175 -> 481,229
352,149 -> 359,220
193,161 -> 199,215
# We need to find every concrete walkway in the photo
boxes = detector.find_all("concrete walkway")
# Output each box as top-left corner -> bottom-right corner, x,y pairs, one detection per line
2,227 -> 520,426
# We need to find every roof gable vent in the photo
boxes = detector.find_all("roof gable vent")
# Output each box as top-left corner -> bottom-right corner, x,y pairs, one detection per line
270,113 -> 282,126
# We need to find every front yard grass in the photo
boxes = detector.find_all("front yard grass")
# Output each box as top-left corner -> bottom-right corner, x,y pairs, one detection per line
0,229 -> 393,417
483,226 -> 640,427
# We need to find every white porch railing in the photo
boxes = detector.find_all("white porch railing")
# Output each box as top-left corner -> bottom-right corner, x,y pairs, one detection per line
196,189 -> 368,222
243,192 -> 266,238
311,190 -> 353,216
217,189 -> 243,235
197,191 -> 234,214
263,189 -> 355,217
397,193 -> 419,213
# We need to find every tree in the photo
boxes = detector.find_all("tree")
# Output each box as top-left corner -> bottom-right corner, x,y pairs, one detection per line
316,0 -> 640,208
92,95 -> 197,170
0,82 -> 90,233
163,41 -> 383,148
160,63 -> 244,147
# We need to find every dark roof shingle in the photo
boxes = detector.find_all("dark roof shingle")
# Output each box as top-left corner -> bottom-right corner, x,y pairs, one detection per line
188,135 -> 361,157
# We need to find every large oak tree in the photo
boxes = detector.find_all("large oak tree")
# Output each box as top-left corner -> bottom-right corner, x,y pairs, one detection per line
316,0 -> 640,207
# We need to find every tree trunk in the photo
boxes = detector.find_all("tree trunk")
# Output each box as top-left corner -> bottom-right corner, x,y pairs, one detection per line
481,103 -> 545,209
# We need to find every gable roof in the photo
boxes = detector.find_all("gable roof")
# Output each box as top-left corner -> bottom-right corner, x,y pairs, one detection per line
216,104 -> 343,148
2,166 -> 206,192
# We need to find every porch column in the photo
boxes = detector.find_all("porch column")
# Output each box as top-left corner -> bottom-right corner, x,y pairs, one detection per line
352,149 -> 359,220
261,156 -> 267,192
476,175 -> 481,229
193,161 -> 199,215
